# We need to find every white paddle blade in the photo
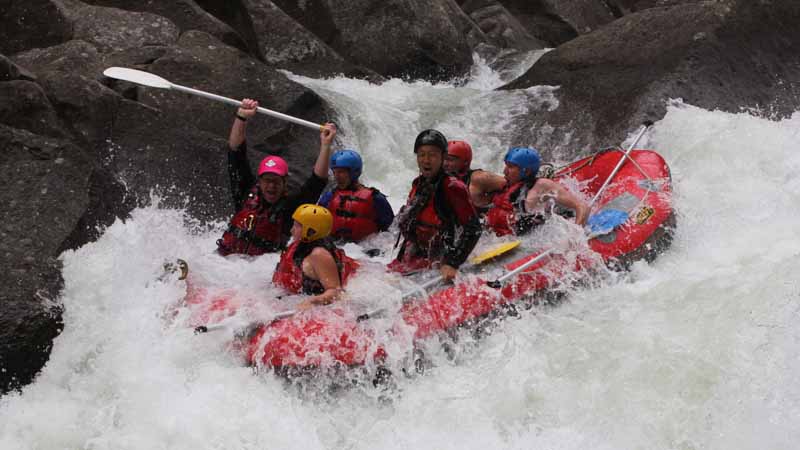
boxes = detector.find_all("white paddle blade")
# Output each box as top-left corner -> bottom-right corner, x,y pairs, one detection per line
103,67 -> 172,89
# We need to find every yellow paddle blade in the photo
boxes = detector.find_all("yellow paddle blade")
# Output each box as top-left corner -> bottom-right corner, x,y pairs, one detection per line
470,241 -> 521,264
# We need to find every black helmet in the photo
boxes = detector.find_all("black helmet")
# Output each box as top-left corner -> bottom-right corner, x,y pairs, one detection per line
414,129 -> 448,154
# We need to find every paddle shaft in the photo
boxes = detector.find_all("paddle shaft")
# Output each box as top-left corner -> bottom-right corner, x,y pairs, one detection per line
589,121 -> 653,208
194,309 -> 296,334
170,84 -> 323,131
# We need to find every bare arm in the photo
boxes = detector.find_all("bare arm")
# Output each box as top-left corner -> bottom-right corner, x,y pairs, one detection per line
298,247 -> 343,309
313,123 -> 337,178
525,179 -> 590,225
228,98 -> 258,150
472,170 -> 507,193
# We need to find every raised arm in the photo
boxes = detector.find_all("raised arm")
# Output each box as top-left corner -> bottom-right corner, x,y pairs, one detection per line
313,123 -> 337,178
228,98 -> 258,150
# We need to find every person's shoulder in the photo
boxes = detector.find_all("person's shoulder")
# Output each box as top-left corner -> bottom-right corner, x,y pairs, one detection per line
533,178 -> 559,190
309,245 -> 337,261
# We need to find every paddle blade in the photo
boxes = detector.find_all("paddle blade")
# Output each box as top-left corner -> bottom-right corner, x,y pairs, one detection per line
103,67 -> 172,89
470,241 -> 521,264
587,209 -> 629,235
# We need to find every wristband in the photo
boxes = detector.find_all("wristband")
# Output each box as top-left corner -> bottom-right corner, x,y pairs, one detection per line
235,114 -> 248,122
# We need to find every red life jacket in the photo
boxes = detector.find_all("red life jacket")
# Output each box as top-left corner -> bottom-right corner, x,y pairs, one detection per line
486,179 -> 544,236
405,182 -> 445,248
328,186 -> 379,242
272,239 -> 360,295
217,187 -> 288,256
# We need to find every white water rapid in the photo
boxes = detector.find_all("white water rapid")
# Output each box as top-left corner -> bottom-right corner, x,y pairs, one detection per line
2,54 -> 800,450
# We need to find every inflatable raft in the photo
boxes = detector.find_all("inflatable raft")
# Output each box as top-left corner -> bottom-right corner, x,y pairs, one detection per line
179,141 -> 673,376
212,147 -> 674,372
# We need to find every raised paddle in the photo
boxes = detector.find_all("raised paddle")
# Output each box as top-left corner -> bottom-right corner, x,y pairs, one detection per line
102,67 -> 324,131
589,120 -> 653,208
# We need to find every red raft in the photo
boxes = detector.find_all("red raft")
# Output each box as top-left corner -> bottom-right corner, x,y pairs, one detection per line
197,149 -> 674,371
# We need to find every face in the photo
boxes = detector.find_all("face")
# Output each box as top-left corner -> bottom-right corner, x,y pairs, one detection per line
291,220 -> 303,241
443,155 -> 466,176
416,145 -> 443,179
332,167 -> 352,189
503,162 -> 523,184
258,173 -> 286,203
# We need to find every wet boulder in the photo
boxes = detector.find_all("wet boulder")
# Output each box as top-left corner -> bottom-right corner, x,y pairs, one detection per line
265,0 -> 481,81
79,0 -> 248,51
502,0 -> 800,156
0,125 -> 96,394
0,0 -> 73,55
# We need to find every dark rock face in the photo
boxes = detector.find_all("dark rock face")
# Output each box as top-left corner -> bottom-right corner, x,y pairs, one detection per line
80,0 -> 248,51
503,0 -> 800,155
460,0 -> 545,51
0,125 -> 90,393
0,0 -> 73,55
321,0 -> 480,81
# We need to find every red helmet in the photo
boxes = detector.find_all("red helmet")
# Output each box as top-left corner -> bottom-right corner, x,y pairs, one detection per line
447,140 -> 472,167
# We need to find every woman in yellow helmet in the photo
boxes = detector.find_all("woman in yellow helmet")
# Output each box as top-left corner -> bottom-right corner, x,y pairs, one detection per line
272,204 -> 359,310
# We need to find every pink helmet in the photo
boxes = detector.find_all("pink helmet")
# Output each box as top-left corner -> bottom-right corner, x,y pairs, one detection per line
257,155 -> 289,177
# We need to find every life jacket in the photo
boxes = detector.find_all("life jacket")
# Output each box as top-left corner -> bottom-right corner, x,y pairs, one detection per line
328,185 -> 380,242
272,239 -> 359,295
393,173 -> 461,271
485,178 -> 545,236
216,187 -> 288,256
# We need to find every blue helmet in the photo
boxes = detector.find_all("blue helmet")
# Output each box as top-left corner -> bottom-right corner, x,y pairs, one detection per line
330,149 -> 363,181
504,147 -> 541,180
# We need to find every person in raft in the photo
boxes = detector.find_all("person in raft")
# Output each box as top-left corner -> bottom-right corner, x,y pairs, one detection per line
272,204 -> 359,311
443,140 -> 507,215
390,129 -> 482,282
216,98 -> 337,256
485,147 -> 590,236
317,149 -> 394,243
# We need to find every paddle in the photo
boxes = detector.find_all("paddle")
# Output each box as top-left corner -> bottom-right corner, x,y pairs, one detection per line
102,67 -> 324,131
589,120 -> 653,208
193,309 -> 296,334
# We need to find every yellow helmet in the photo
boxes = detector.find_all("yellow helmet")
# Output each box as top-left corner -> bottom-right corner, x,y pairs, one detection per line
292,204 -> 333,242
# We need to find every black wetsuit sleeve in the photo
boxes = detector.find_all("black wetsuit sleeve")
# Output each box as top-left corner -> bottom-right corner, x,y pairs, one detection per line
442,179 -> 481,268
372,190 -> 395,231
227,142 -> 256,211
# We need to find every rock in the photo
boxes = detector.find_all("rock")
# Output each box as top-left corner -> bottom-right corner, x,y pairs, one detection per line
0,0 -> 73,55
538,0 -> 618,35
264,0 -> 481,81
460,0 -> 546,52
105,99 -> 232,220
497,0 -> 578,46
0,55 -> 36,82
36,72 -> 121,150
62,1 -> 181,53
0,124 -> 93,394
11,40 -> 107,81
79,0 -> 248,51
0,80 -> 70,139
502,0 -> 800,156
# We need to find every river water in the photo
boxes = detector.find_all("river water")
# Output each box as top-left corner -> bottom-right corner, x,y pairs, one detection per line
2,53 -> 799,450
